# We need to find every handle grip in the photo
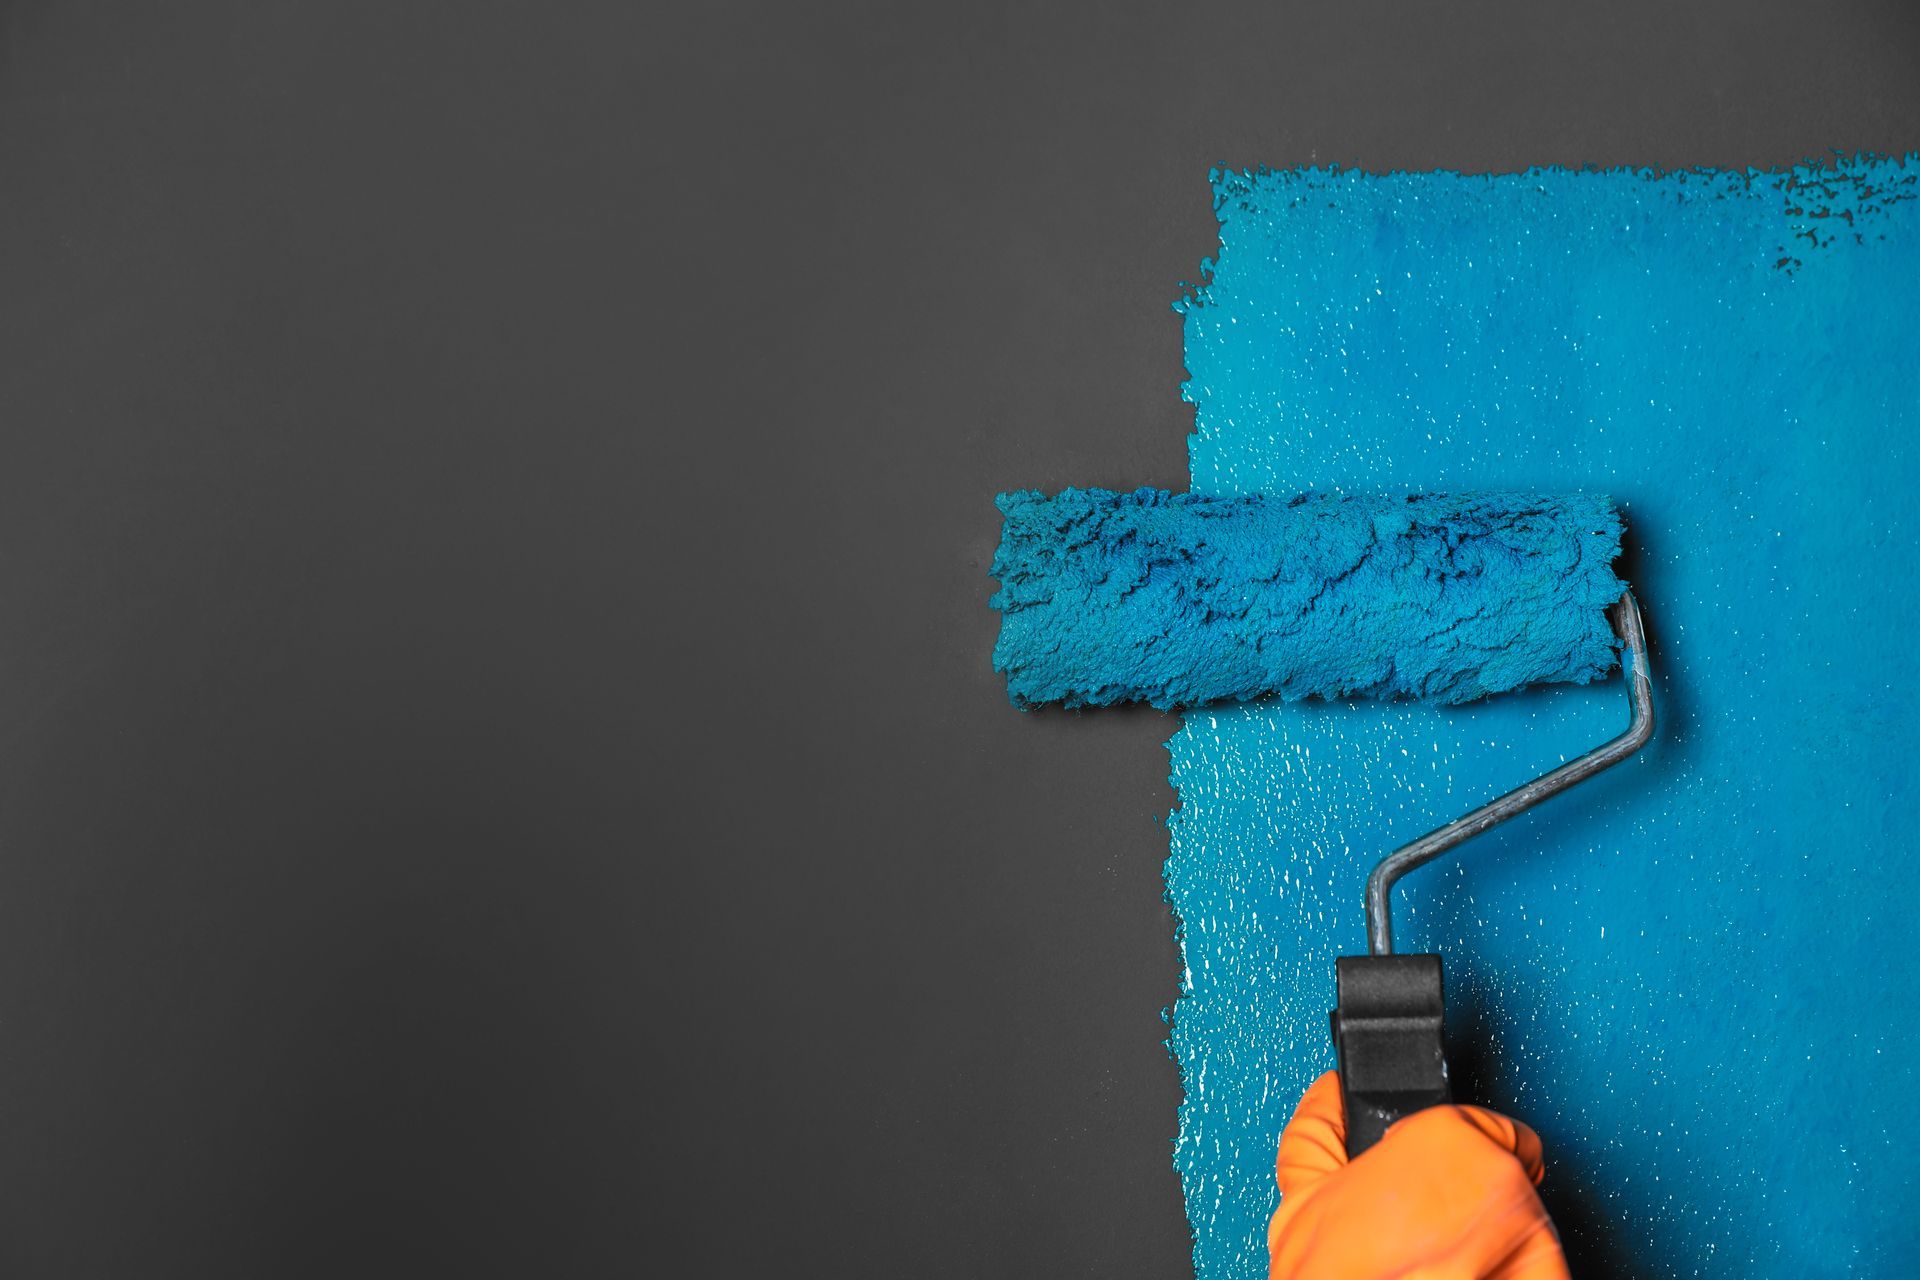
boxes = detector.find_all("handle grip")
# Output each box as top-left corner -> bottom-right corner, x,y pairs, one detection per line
1329,953 -> 1451,1157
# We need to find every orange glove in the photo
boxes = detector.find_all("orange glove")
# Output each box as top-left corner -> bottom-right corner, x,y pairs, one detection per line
1268,1071 -> 1570,1280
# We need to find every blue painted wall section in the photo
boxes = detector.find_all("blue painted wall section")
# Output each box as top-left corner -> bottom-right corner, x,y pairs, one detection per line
1166,157 -> 1920,1278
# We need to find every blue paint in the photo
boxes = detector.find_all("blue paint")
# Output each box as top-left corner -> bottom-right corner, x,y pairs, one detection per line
990,487 -> 1622,709
1167,157 -> 1920,1277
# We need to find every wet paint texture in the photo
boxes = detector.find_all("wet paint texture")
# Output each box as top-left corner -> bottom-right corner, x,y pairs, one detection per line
1167,158 -> 1920,1278
990,488 -> 1623,709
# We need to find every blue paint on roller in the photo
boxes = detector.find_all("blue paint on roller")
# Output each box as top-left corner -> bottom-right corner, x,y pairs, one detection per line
1165,157 -> 1920,1278
990,487 -> 1622,709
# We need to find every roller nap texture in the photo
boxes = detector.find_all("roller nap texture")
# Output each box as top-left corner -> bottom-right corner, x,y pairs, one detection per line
989,487 -> 1623,709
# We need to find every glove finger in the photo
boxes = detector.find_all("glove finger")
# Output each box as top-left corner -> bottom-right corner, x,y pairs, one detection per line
1274,1070 -> 1346,1200
1446,1105 -> 1547,1186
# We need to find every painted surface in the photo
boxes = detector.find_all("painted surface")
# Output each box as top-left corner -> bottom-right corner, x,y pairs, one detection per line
1166,157 -> 1920,1277
990,488 -> 1622,709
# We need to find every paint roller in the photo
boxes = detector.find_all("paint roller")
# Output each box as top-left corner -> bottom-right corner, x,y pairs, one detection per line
989,486 -> 1653,1156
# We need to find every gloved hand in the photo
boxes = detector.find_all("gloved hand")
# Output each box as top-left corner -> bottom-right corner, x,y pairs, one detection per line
1268,1071 -> 1570,1279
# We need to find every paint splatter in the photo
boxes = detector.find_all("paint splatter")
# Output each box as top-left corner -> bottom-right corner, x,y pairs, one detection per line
1166,155 -> 1920,1278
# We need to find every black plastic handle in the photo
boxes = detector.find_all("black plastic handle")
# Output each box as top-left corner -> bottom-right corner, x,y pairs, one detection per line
1329,954 -> 1451,1157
